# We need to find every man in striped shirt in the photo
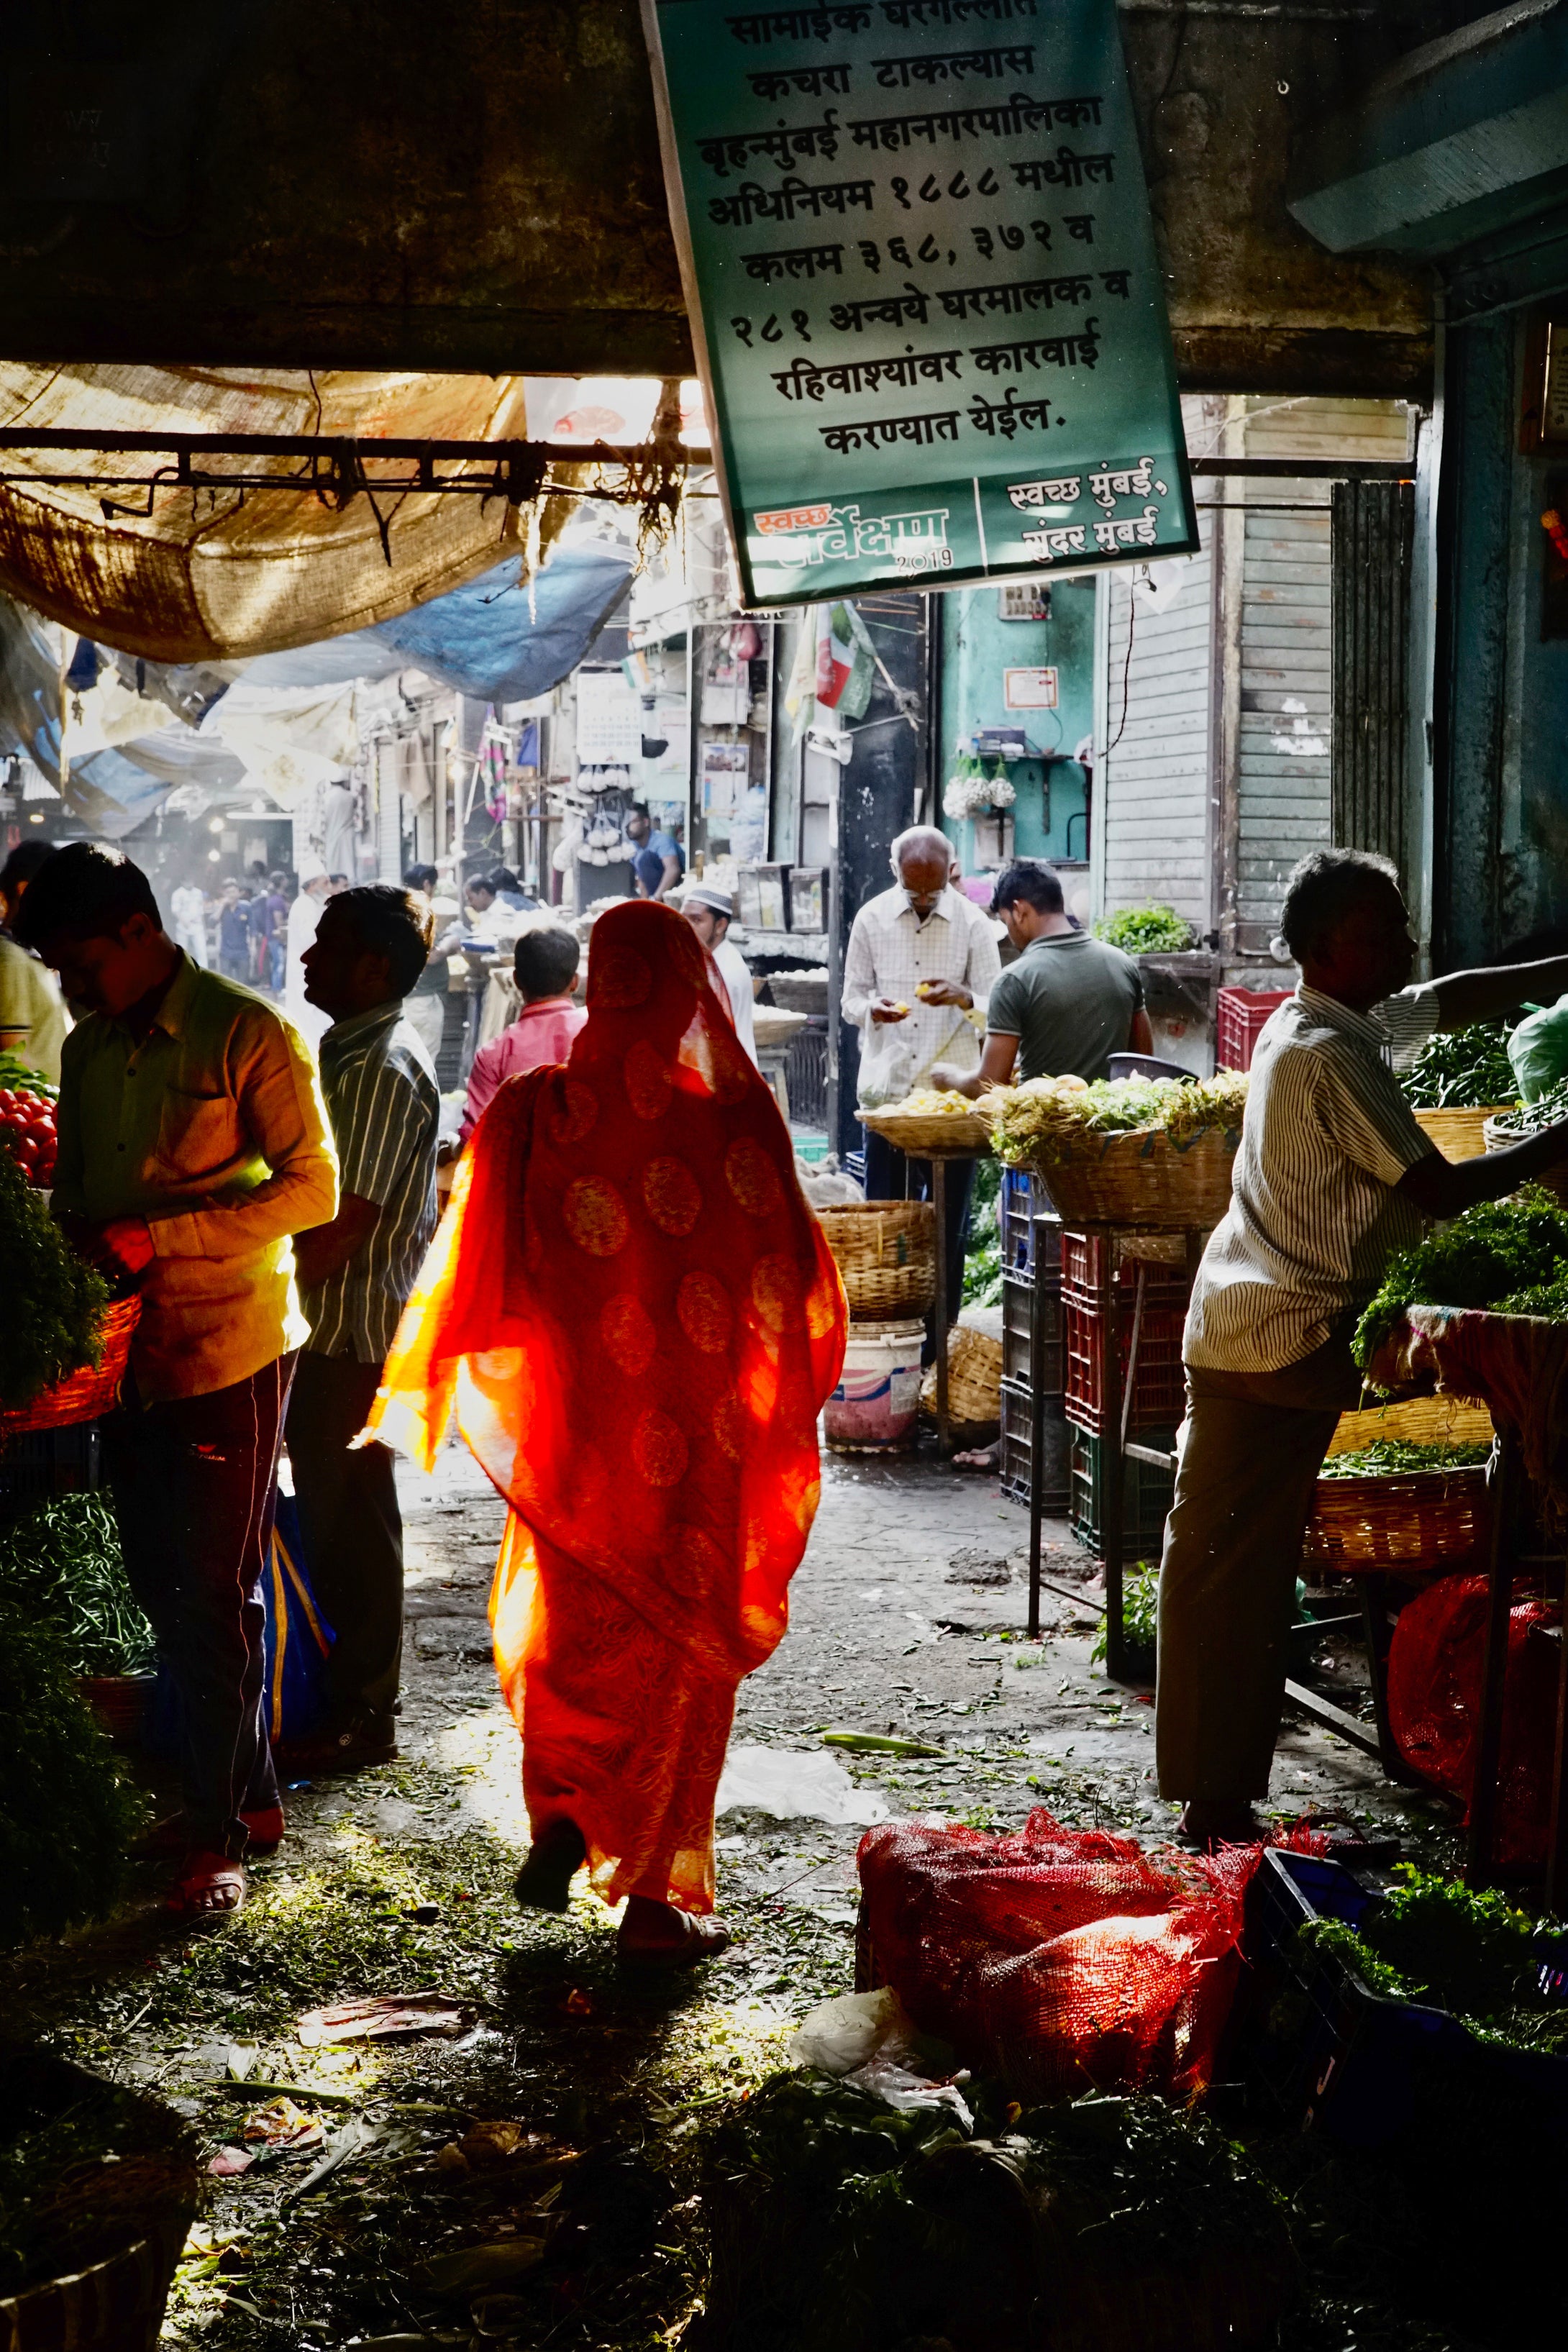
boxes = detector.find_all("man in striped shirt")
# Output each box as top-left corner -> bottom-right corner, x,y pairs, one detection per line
285,885 -> 440,1772
1160,849 -> 1568,1847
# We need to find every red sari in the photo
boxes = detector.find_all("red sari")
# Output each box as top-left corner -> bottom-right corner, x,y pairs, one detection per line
371,902 -> 847,1913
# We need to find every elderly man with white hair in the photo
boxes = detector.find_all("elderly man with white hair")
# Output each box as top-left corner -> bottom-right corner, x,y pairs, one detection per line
842,825 -> 1001,1314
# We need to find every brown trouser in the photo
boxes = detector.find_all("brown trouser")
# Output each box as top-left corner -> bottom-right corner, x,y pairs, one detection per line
1154,1329 -> 1362,1804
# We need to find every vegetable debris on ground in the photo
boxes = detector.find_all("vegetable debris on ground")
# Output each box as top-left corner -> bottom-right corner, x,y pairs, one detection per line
1398,1023 -> 1518,1111
1353,1190 -> 1568,1366
1318,1441 -> 1492,1480
0,1492 -> 155,1675
990,1071 -> 1249,1167
0,1149 -> 109,1410
1093,904 -> 1193,954
0,2054 -> 197,2296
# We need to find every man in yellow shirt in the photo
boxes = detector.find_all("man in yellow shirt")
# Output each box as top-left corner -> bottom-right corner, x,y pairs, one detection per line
19,844 -> 337,1919
0,842 -> 68,1081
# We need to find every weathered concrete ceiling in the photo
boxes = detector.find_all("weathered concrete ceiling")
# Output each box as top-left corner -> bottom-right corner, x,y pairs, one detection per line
0,0 -> 1478,398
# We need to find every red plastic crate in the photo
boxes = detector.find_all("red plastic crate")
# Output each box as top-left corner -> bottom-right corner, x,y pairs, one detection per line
1217,985 -> 1292,1072
1060,1230 -> 1193,1309
1063,1293 -> 1188,1435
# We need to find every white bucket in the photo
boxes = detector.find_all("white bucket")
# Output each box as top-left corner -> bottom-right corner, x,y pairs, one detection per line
823,1320 -> 926,1453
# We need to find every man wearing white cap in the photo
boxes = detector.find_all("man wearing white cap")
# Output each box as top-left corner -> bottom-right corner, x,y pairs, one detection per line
680,885 -> 758,1067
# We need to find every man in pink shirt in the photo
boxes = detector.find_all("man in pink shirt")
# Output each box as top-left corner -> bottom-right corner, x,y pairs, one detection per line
459,926 -> 585,1141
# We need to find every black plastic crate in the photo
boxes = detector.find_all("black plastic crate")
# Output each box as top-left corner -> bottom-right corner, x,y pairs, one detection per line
1001,1272 -> 1063,1389
1067,1425 -> 1176,1559
999,1169 -> 1062,1280
0,1421 -> 101,1526
999,1375 -> 1071,1511
1239,1846 -> 1568,2151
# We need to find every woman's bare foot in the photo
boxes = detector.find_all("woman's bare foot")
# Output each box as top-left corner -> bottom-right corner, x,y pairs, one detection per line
616,1895 -> 731,1968
166,1852 -> 246,1917
514,1818 -> 587,1913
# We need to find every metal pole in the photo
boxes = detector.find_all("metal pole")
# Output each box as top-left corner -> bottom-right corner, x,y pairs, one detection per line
932,1157 -> 949,1454
1028,1227 -> 1046,1639
1467,1429 -> 1518,1887
1548,1559 -> 1568,1914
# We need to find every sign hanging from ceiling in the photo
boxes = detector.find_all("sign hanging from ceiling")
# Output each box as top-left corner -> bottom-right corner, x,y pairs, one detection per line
642,0 -> 1198,606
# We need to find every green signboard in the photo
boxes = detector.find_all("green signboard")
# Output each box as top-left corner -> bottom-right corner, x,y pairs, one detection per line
642,0 -> 1198,606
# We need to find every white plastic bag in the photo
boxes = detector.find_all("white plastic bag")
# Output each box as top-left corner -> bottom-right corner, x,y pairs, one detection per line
788,1987 -> 973,2128
716,1743 -> 890,1827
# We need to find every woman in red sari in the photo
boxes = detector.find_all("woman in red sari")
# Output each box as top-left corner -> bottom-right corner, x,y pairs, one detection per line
371,901 -> 846,1961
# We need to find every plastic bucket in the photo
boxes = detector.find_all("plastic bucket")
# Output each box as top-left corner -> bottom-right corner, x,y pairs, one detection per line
823,1320 -> 926,1453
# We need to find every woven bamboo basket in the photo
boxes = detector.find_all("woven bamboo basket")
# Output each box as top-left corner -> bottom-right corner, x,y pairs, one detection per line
1023,1126 -> 1239,1231
1413,1106 -> 1512,1161
1305,1392 -> 1495,1567
0,1295 -> 140,1436
920,1324 -> 1002,1427
860,1106 -> 995,1157
817,1201 -> 936,1319
1483,1111 -> 1568,1205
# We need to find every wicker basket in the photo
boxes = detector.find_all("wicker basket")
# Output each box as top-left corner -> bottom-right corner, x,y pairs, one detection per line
1023,1126 -> 1239,1231
920,1325 -> 1003,1427
860,1107 -> 995,1157
0,1295 -> 140,1436
1306,1393 -> 1495,1567
1483,1111 -> 1568,1205
817,1201 -> 936,1320
1413,1106 -> 1511,1162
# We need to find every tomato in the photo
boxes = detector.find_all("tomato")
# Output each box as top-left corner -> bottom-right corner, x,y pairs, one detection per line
24,1122 -> 53,1147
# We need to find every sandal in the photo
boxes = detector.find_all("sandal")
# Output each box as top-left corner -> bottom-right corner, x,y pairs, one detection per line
617,1905 -> 731,1970
167,1852 -> 247,1918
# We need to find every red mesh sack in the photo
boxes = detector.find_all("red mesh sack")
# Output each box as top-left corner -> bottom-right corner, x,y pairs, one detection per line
1386,1572 -> 1559,1870
856,1809 -> 1259,2102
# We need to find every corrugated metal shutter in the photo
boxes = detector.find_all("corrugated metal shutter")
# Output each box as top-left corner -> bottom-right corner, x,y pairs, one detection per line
1236,504 -> 1331,952
1331,479 -> 1415,879
1100,550 -> 1212,932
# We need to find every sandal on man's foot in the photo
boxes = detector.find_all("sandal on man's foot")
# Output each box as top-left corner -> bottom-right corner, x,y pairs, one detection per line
514,1820 -> 586,1914
167,1852 -> 246,1918
242,1805 -> 286,1854
616,1907 -> 731,1970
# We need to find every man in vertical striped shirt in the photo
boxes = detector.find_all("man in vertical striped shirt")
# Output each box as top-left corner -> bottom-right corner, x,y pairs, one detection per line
1160,849 -> 1568,1848
285,885 -> 440,1772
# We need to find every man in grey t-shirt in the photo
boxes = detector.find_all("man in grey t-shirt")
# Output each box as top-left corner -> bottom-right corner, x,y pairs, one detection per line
933,862 -> 1152,1093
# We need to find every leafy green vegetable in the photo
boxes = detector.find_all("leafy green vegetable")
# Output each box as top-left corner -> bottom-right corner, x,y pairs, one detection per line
1093,905 -> 1192,954
0,1149 -> 110,1410
1318,1439 -> 1492,1480
1352,1190 -> 1568,1367
0,1049 -> 56,1100
0,1493 -> 155,1676
1398,1021 -> 1517,1111
0,1587 -> 145,1949
1295,1869 -> 1566,2056
963,1157 -> 1002,1308
1486,1075 -> 1568,1137
0,2070 -> 196,2297
1092,1559 -> 1158,1663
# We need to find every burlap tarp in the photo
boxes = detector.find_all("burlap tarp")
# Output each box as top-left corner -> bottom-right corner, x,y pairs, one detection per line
0,365 -> 574,665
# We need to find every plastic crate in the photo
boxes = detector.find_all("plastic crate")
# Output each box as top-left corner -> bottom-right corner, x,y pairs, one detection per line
0,1421 -> 101,1526
1059,1230 -> 1193,1307
1062,1294 -> 1188,1436
1216,985 -> 1291,1072
1067,1425 -> 1177,1560
1001,1272 -> 1063,1389
1239,1846 -> 1568,2151
998,1375 -> 1072,1510
999,1168 -> 1062,1279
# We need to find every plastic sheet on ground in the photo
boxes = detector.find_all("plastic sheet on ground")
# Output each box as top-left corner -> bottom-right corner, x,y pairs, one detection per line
857,1808 -> 1259,2102
716,1742 -> 891,1827
788,1986 -> 973,2128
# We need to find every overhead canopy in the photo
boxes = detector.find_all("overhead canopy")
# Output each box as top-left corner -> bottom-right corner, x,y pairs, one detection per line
0,365 -> 573,665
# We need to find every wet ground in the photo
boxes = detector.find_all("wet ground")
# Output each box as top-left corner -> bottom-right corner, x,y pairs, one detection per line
3,1439 -> 1461,2349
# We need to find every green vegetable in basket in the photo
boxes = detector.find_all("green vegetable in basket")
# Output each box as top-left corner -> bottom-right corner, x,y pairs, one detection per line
0,1149 -> 109,1411
0,1587 -> 145,1948
990,1071 -> 1248,1168
1485,1074 -> 1568,1138
1092,905 -> 1192,955
1352,1190 -> 1568,1369
1295,1869 -> 1566,2056
1397,1021 -> 1518,1111
1318,1440 -> 1492,1480
0,1494 -> 154,1677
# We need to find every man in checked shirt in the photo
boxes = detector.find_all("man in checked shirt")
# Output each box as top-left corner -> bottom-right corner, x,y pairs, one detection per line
285,885 -> 440,1774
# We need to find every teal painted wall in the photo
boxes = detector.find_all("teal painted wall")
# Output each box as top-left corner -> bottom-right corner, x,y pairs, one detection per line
938,580 -> 1095,872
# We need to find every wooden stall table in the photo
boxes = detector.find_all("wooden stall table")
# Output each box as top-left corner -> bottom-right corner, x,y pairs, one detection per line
859,1105 -> 994,1456
1369,1305 -> 1568,1910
